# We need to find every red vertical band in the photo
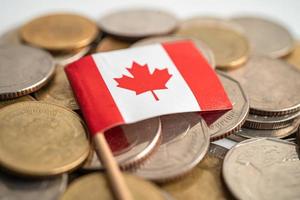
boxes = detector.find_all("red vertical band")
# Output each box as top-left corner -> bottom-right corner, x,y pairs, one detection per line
162,41 -> 232,111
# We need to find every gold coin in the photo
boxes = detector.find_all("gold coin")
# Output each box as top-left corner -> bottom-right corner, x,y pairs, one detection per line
0,102 -> 89,177
176,23 -> 249,69
0,95 -> 35,109
60,173 -> 165,200
285,42 -> 300,71
35,66 -> 79,110
20,13 -> 99,51
95,37 -> 131,52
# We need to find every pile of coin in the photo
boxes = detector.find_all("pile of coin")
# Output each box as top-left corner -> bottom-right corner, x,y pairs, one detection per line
0,8 -> 300,200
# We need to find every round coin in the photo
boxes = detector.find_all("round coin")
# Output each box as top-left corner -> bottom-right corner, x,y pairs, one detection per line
0,102 -> 89,176
0,44 -> 55,100
132,35 -> 215,68
0,27 -> 21,45
53,46 -> 90,66
223,138 -> 300,200
133,113 -> 209,182
35,65 -> 79,110
0,174 -> 67,200
208,72 -> 249,141
21,13 -> 99,51
231,16 -> 294,58
0,95 -> 35,109
225,55 -> 300,116
96,37 -> 132,52
60,173 -> 165,200
98,9 -> 178,40
176,17 -> 249,69
82,117 -> 161,170
285,42 -> 300,71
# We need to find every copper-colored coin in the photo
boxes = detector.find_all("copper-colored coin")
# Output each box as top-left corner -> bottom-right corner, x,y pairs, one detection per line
285,42 -> 300,71
35,66 -> 79,110
0,95 -> 35,109
98,9 -> 178,40
60,173 -> 165,200
176,17 -> 249,69
20,13 -> 99,51
0,102 -> 89,177
96,37 -> 131,52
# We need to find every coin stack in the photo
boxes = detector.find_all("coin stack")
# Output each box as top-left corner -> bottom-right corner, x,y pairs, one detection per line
0,8 -> 300,200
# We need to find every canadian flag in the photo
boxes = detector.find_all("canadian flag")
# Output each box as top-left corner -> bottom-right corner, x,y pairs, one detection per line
65,41 -> 232,134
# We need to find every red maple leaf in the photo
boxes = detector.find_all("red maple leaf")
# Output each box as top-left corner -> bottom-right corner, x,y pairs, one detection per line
114,62 -> 172,101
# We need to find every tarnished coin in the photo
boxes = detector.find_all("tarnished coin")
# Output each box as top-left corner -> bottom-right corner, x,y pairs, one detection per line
160,144 -> 232,200
98,9 -> 178,40
0,102 -> 89,176
226,56 -> 300,116
176,17 -> 249,69
60,173 -> 165,200
223,138 -> 300,200
285,42 -> 300,71
208,72 -> 249,141
133,113 -> 209,182
83,117 -> 161,170
0,174 -> 67,200
53,46 -> 90,66
231,16 -> 294,58
96,37 -> 131,52
244,111 -> 300,130
21,13 -> 99,51
35,66 -> 79,110
0,44 -> 55,100
132,35 -> 215,68
0,95 -> 35,109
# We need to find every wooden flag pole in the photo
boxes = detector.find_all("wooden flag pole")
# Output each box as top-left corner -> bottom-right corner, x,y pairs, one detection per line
93,133 -> 134,200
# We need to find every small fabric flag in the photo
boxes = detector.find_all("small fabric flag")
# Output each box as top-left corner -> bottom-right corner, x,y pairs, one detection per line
65,40 -> 232,135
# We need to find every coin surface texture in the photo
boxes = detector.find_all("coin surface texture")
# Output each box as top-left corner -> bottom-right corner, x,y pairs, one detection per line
133,113 -> 209,182
231,16 -> 294,58
60,173 -> 165,200
0,44 -> 55,99
176,18 -> 249,69
53,46 -> 90,66
98,9 -> 178,40
223,138 -> 300,200
83,117 -> 161,170
21,13 -> 99,51
0,174 -> 67,200
285,42 -> 300,71
0,95 -> 35,109
35,66 -> 79,110
208,72 -> 249,141
96,37 -> 131,52
226,56 -> 300,116
0,102 -> 89,176
132,35 -> 215,68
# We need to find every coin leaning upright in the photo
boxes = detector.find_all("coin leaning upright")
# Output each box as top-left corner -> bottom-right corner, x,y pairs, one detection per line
0,102 -> 90,177
0,44 -> 55,100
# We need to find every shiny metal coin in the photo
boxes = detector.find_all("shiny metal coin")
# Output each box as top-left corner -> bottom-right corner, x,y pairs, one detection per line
133,113 -> 209,182
226,56 -> 300,116
223,138 -> 300,200
208,143 -> 228,159
98,9 -> 178,40
208,72 -> 249,141
83,117 -> 161,170
132,35 -> 215,68
231,16 -> 294,58
52,46 -> 90,66
0,44 -> 55,99
0,173 -> 67,200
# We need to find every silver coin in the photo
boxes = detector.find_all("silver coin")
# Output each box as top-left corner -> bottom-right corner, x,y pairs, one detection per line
231,16 -> 294,58
98,9 -> 178,40
244,111 -> 300,130
208,72 -> 249,141
223,138 -> 300,200
0,27 -> 21,45
236,118 -> 300,139
208,143 -> 228,159
52,46 -> 90,66
226,55 -> 300,116
132,35 -> 215,68
0,174 -> 67,200
0,44 -> 55,99
82,117 -> 161,170
132,113 -> 209,182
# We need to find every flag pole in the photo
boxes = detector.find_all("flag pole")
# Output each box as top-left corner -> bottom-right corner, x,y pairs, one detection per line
93,133 -> 134,200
